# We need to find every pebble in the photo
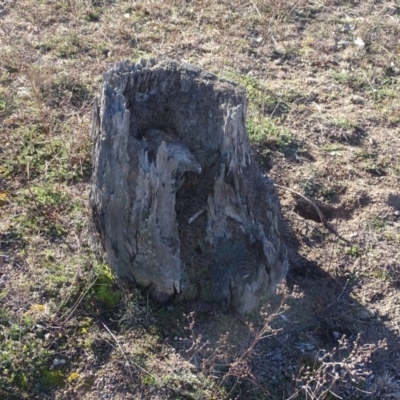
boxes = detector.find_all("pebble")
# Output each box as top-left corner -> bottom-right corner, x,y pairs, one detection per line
351,95 -> 364,105
52,358 -> 66,366
333,331 -> 340,339
337,40 -> 350,49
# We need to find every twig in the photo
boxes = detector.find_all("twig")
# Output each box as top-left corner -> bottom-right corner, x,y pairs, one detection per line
188,208 -> 206,224
249,0 -> 261,17
361,69 -> 376,99
274,183 -> 326,225
102,322 -> 193,397
59,277 -> 97,323
336,278 -> 349,302
385,129 -> 400,144
102,321 -> 142,382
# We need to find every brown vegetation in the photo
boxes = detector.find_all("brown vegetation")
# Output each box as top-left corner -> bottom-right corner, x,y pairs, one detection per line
0,0 -> 399,399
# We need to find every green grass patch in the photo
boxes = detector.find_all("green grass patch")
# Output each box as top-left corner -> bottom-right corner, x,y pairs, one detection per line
296,172 -> 336,201
322,144 -> 344,152
247,116 -> 295,151
37,33 -> 81,59
40,369 -> 65,388
15,185 -> 69,238
2,121 -> 90,182
220,71 -> 291,118
92,263 -> 121,309
345,245 -> 362,258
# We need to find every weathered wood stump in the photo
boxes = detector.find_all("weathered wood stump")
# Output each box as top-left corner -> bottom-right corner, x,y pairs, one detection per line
90,59 -> 288,314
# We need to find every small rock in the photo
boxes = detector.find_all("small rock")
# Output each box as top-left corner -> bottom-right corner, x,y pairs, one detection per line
388,62 -> 399,75
354,37 -> 365,47
337,40 -> 350,49
295,342 -> 315,352
52,358 -> 66,366
351,95 -> 364,105
339,23 -> 355,32
333,331 -> 340,339
359,309 -> 374,320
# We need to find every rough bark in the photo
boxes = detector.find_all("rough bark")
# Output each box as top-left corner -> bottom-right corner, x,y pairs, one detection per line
90,59 -> 288,314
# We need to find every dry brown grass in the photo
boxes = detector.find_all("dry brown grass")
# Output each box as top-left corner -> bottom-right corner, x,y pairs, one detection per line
1,0 -> 399,398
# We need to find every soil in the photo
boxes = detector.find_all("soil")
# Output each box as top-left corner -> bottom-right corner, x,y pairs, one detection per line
0,0 -> 399,399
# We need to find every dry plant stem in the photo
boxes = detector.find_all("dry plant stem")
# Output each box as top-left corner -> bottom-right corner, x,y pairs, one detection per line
102,321 -> 195,397
222,376 -> 241,400
336,278 -> 349,302
59,278 -> 97,324
242,302 -> 287,359
188,208 -> 206,224
219,300 -> 288,399
274,183 -> 326,225
24,65 -> 64,186
250,0 -> 261,17
386,129 -> 400,144
101,321 -> 139,382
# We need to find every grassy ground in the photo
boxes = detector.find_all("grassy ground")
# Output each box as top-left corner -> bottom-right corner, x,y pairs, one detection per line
1,0 -> 400,399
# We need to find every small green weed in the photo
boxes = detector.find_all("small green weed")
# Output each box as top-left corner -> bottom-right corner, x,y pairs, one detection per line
356,150 -> 373,160
0,88 -> 7,114
221,72 -> 285,116
92,263 -> 121,309
331,70 -> 351,84
141,375 -> 157,386
51,73 -> 90,107
372,269 -> 392,282
331,69 -> 369,91
85,9 -> 102,22
363,161 -> 388,176
37,33 -> 81,58
0,320 -> 53,395
40,369 -> 65,388
322,144 -> 343,152
345,245 -> 362,258
5,120 -> 91,182
368,216 -> 388,231
332,117 -> 356,130
297,174 -> 335,201
15,185 -> 69,238
0,86 -> 13,118
247,116 -> 295,151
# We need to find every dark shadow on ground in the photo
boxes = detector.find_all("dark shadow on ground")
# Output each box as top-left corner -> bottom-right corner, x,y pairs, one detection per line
133,207 -> 400,399
78,201 -> 400,400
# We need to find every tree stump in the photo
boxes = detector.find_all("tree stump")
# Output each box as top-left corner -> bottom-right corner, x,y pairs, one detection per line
90,59 -> 288,314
